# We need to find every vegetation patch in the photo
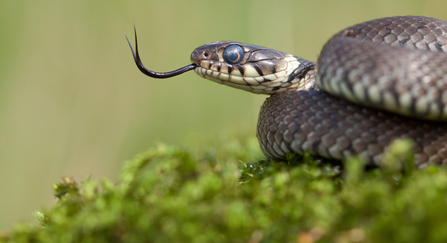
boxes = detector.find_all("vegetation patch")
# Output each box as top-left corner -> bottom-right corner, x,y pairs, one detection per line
2,138 -> 447,243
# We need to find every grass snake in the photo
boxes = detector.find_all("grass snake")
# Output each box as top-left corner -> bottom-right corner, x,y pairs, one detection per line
126,16 -> 447,168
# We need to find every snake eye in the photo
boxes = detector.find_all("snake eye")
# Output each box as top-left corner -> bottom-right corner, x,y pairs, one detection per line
223,45 -> 244,64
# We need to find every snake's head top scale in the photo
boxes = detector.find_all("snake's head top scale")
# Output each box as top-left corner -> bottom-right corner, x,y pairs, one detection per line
125,28 -> 316,94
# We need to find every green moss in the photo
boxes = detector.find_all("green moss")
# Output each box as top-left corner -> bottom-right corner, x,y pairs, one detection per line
2,138 -> 447,243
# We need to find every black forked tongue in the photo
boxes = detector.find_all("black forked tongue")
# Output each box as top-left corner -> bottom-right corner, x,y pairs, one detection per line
125,27 -> 197,78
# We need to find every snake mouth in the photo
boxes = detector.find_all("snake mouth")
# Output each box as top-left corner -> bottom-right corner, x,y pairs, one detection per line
125,27 -> 197,79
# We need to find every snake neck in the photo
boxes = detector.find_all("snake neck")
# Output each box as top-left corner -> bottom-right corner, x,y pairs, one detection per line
281,57 -> 318,92
293,58 -> 317,92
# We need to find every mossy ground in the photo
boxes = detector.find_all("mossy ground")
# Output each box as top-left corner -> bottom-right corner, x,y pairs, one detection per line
2,137 -> 447,243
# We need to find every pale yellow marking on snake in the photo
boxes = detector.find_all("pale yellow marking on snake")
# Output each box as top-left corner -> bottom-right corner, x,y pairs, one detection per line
398,93 -> 412,113
428,103 -> 440,119
211,70 -> 220,79
274,70 -> 287,79
243,77 -> 261,85
219,65 -> 228,74
254,76 -> 264,82
210,64 -> 219,72
340,82 -> 356,102
368,85 -> 382,104
383,91 -> 397,110
352,82 -> 366,102
243,65 -> 260,77
218,72 -> 230,82
261,74 -> 278,82
227,74 -> 247,85
230,68 -> 242,77
200,60 -> 211,69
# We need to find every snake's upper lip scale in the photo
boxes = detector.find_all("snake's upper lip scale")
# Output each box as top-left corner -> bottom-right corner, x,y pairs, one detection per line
125,27 -> 197,79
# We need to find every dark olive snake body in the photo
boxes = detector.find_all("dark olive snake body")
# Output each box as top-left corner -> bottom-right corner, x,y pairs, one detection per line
126,16 -> 447,167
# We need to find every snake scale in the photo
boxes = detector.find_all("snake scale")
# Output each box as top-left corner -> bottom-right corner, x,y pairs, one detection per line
126,16 -> 447,168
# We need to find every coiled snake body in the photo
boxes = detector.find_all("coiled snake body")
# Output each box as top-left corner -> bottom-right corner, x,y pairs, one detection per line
126,16 -> 447,167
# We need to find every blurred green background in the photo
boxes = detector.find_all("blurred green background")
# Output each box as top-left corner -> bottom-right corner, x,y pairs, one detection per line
1,0 -> 446,231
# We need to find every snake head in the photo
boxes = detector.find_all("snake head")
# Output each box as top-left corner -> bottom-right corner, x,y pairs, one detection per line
126,28 -> 315,94
190,41 -> 315,94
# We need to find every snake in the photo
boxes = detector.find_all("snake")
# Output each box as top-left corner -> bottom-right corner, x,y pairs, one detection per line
125,16 -> 447,168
